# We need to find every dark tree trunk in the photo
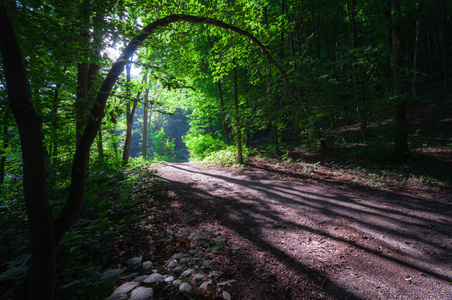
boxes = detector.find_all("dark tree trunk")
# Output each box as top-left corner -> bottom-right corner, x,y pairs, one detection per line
412,7 -> 420,97
122,62 -> 133,165
442,0 -> 448,90
217,80 -> 230,145
0,125 -> 8,184
233,65 -> 243,164
97,129 -> 104,162
76,62 -> 99,146
142,86 -> 150,159
382,0 -> 409,156
76,62 -> 89,146
0,5 -> 55,299
349,0 -> 369,137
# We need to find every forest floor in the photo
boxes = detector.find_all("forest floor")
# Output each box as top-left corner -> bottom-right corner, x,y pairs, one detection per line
149,158 -> 452,300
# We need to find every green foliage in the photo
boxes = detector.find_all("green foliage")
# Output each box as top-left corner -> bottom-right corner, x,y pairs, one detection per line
150,128 -> 177,162
182,131 -> 226,160
202,145 -> 247,167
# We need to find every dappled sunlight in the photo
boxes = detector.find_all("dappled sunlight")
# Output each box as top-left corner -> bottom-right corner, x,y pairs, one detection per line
155,162 -> 452,299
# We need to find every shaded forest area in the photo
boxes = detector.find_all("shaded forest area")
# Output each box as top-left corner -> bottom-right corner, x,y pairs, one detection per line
0,0 -> 451,299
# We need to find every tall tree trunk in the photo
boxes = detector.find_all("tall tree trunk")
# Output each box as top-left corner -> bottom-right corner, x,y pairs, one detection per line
348,0 -> 369,137
122,62 -> 133,165
76,62 -> 89,146
0,125 -> 8,184
382,0 -> 409,156
217,80 -> 230,145
97,129 -> 104,162
50,67 -> 67,161
142,85 -> 150,159
76,62 -> 99,147
0,5 -> 55,299
442,0 -> 448,90
411,6 -> 420,97
123,68 -> 147,165
233,64 -> 243,164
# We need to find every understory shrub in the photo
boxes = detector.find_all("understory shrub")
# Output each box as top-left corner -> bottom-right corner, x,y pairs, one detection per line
182,132 -> 226,160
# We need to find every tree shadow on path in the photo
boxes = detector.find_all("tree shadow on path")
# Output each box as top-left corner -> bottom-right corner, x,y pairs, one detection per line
155,162 -> 452,300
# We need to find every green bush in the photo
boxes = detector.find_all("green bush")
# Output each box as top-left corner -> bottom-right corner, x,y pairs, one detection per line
202,146 -> 243,167
150,128 -> 177,162
182,132 -> 226,160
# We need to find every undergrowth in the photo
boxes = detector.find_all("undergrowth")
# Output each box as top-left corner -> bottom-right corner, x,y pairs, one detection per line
0,157 -> 239,299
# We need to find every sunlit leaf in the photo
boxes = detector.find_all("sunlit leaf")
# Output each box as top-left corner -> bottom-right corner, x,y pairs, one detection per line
130,286 -> 153,300
112,282 -> 139,295
179,282 -> 192,293
127,256 -> 142,269
143,273 -> 162,283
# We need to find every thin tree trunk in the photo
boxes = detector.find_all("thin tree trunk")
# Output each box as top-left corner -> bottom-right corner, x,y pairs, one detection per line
349,0 -> 369,137
122,62 -> 133,165
123,68 -> 147,165
348,0 -> 369,137
442,0 -> 448,90
233,64 -> 243,164
217,80 -> 230,146
76,62 -> 88,146
382,0 -> 409,156
142,85 -> 150,159
97,129 -> 104,162
0,125 -> 8,184
411,9 -> 419,97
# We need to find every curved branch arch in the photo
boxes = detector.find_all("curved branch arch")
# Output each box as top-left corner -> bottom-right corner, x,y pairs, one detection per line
55,14 -> 290,242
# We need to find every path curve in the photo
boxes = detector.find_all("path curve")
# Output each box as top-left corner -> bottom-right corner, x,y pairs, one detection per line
154,162 -> 452,300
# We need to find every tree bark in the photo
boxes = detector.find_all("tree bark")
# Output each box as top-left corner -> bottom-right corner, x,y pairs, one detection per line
233,64 -> 243,164
381,0 -> 409,156
0,125 -> 8,184
0,4 -> 55,299
76,62 -> 89,146
122,69 -> 147,165
122,62 -> 133,165
411,7 -> 420,97
217,80 -> 230,145
348,0 -> 369,137
142,85 -> 150,159
97,129 -> 104,162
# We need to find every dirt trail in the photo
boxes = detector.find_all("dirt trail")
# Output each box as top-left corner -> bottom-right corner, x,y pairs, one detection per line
154,162 -> 452,300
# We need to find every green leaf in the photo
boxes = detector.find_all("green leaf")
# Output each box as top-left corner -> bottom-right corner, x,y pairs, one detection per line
112,282 -> 139,295
127,256 -> 142,269
130,286 -> 153,300
100,268 -> 126,282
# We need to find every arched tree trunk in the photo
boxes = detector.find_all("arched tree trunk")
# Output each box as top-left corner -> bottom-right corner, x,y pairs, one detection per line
1,9 -> 288,298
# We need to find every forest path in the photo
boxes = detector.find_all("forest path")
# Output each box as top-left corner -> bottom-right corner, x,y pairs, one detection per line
153,162 -> 452,300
